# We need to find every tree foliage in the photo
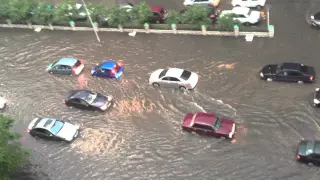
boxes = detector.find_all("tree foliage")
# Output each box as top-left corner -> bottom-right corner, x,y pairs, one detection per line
6,0 -> 37,22
217,13 -> 241,31
165,11 -> 182,25
130,2 -> 153,25
107,5 -> 129,26
0,115 -> 30,180
32,2 -> 55,24
180,6 -> 211,26
52,0 -> 74,22
0,0 -> 10,19
85,3 -> 108,22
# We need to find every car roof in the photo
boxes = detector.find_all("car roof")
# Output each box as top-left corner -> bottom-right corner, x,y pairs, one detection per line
192,112 -> 216,127
165,68 -> 185,78
56,58 -> 78,66
299,140 -> 320,155
101,61 -> 117,70
67,90 -> 92,100
34,118 -> 56,129
232,7 -> 250,14
281,63 -> 301,71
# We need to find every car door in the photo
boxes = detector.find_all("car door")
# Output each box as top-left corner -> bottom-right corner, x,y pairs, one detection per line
287,71 -> 304,82
33,128 -> 53,139
69,98 -> 84,109
169,77 -> 182,88
310,154 -> 320,164
60,65 -> 72,75
52,65 -> 62,74
79,99 -> 94,110
192,124 -> 213,135
160,77 -> 172,87
275,71 -> 287,81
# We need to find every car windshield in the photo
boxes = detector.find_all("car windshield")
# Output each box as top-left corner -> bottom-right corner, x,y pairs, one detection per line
159,69 -> 168,78
180,70 -> 192,80
85,92 -> 98,104
276,64 -> 282,74
51,60 -> 59,67
48,120 -> 64,134
212,117 -> 222,130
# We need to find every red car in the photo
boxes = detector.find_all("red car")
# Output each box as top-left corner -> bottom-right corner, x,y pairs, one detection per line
151,6 -> 168,23
182,112 -> 236,139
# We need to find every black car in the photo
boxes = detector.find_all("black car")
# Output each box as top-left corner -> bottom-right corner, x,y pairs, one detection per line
311,12 -> 320,27
259,62 -> 315,83
296,140 -> 320,165
64,90 -> 113,111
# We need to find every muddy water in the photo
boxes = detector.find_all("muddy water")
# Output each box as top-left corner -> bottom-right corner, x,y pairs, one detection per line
1,20 -> 320,180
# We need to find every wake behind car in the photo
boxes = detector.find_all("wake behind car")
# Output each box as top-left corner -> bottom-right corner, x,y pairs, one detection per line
27,117 -> 80,142
91,60 -> 124,80
46,58 -> 84,75
231,0 -> 266,10
149,68 -> 199,90
64,90 -> 113,111
259,62 -> 315,83
220,7 -> 261,26
311,12 -> 320,27
182,112 -> 236,139
296,140 -> 320,165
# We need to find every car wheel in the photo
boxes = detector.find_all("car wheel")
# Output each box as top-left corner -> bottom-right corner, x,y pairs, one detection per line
235,5 -> 240,7
266,78 -> 273,82
256,5 -> 262,10
152,83 -> 160,87
244,22 -> 250,26
297,80 -> 304,84
49,71 -> 53,74
179,86 -> 187,91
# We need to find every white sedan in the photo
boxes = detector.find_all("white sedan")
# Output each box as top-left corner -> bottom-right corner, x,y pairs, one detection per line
183,0 -> 220,7
0,96 -> 7,110
231,0 -> 266,10
149,68 -> 199,90
220,7 -> 261,26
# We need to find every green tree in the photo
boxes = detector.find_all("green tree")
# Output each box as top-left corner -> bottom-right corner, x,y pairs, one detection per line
107,5 -> 129,27
32,2 -> 55,24
0,0 -> 10,19
180,6 -> 211,26
130,2 -> 153,25
165,11 -> 182,25
0,115 -> 30,180
52,0 -> 74,22
217,13 -> 241,31
6,0 -> 37,22
86,3 -> 108,22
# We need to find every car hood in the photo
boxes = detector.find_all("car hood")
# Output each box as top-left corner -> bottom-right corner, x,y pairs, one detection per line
149,69 -> 164,83
46,63 -> 53,71
56,122 -> 79,141
215,118 -> 235,135
261,64 -> 277,75
91,93 -> 110,107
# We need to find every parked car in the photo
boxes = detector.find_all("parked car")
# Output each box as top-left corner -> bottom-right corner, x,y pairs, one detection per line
231,0 -> 266,10
67,3 -> 109,25
180,5 -> 221,24
149,68 -> 199,90
0,96 -> 7,110
182,112 -> 236,139
311,12 -> 320,27
259,62 -> 315,83
27,117 -> 80,142
220,7 -> 261,26
313,88 -> 320,107
183,0 -> 220,7
46,58 -> 84,75
296,140 -> 320,165
63,90 -> 113,111
91,60 -> 124,80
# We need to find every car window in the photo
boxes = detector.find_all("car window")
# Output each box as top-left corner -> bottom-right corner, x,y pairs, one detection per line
192,123 -> 213,131
84,93 -> 97,104
162,77 -> 170,81
239,14 -> 246,18
53,65 -> 61,69
72,98 -> 81,103
80,99 -> 89,106
314,142 -> 320,154
288,71 -> 302,76
180,70 -> 192,80
74,60 -> 81,67
159,69 -> 168,78
36,128 -> 50,134
170,77 -> 180,82
61,65 -> 71,69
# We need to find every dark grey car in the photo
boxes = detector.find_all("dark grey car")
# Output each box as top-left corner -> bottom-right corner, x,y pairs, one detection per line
46,58 -> 84,76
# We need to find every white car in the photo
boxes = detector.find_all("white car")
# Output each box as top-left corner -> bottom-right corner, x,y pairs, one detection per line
220,7 -> 261,26
149,68 -> 199,90
0,96 -> 7,110
27,117 -> 80,142
183,0 -> 220,7
313,88 -> 320,107
231,0 -> 266,10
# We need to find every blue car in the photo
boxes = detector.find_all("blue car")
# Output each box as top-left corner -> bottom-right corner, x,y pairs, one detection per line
91,60 -> 124,80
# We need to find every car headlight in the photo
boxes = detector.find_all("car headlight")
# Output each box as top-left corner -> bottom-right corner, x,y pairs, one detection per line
100,103 -> 108,110
229,123 -> 236,138
316,88 -> 320,92
91,70 -> 94,74
314,99 -> 320,104
260,72 -> 264,77
311,16 -> 314,20
107,95 -> 113,101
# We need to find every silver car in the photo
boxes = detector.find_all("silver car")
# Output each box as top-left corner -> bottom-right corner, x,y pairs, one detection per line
27,117 -> 80,142
149,68 -> 199,90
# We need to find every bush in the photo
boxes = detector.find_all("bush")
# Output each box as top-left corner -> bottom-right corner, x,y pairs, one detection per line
0,115 -> 30,180
217,13 -> 241,31
84,3 -> 108,22
180,6 -> 211,26
52,0 -> 74,22
0,0 -> 10,19
130,2 -> 153,25
165,11 -> 182,25
32,2 -> 55,24
107,5 -> 129,27
6,0 -> 37,22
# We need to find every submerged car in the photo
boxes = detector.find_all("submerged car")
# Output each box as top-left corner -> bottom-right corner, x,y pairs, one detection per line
91,60 -> 124,80
259,62 -> 315,83
220,7 -> 261,26
27,117 -> 80,142
311,12 -> 320,27
149,68 -> 199,90
313,88 -> 320,106
64,90 -> 113,111
182,112 -> 236,139
296,140 -> 320,165
46,58 -> 84,75
0,96 -> 7,110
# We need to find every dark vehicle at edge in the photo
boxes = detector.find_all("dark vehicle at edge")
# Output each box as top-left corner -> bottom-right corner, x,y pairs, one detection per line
296,140 -> 320,165
311,12 -> 320,27
259,62 -> 315,83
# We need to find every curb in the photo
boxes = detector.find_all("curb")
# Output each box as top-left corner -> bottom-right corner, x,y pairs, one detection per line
0,24 -> 272,38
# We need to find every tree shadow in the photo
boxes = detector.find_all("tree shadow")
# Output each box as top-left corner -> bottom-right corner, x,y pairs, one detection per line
10,163 -> 51,180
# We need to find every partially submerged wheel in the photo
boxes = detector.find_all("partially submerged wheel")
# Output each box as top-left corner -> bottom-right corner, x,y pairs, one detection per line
179,86 -> 187,91
266,78 -> 273,82
152,83 -> 160,87
297,80 -> 304,84
256,5 -> 262,10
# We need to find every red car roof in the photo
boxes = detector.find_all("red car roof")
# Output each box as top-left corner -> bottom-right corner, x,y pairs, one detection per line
151,6 -> 164,12
193,112 -> 216,127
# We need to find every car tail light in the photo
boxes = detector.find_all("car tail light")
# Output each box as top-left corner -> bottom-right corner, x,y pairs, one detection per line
111,70 -> 116,74
63,99 -> 66,104
27,129 -> 30,133
310,76 -> 314,81
296,155 -> 300,160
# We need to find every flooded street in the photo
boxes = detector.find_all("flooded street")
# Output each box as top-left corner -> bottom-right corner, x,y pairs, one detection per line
2,0 -> 320,178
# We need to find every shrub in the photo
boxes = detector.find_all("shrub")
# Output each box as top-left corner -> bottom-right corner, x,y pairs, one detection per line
32,3 -> 55,24
165,11 -> 182,25
6,0 -> 37,22
107,5 -> 129,27
130,2 -> 153,25
52,0 -> 74,22
0,0 -> 10,19
84,3 -> 108,22
217,13 -> 241,31
180,6 -> 211,26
